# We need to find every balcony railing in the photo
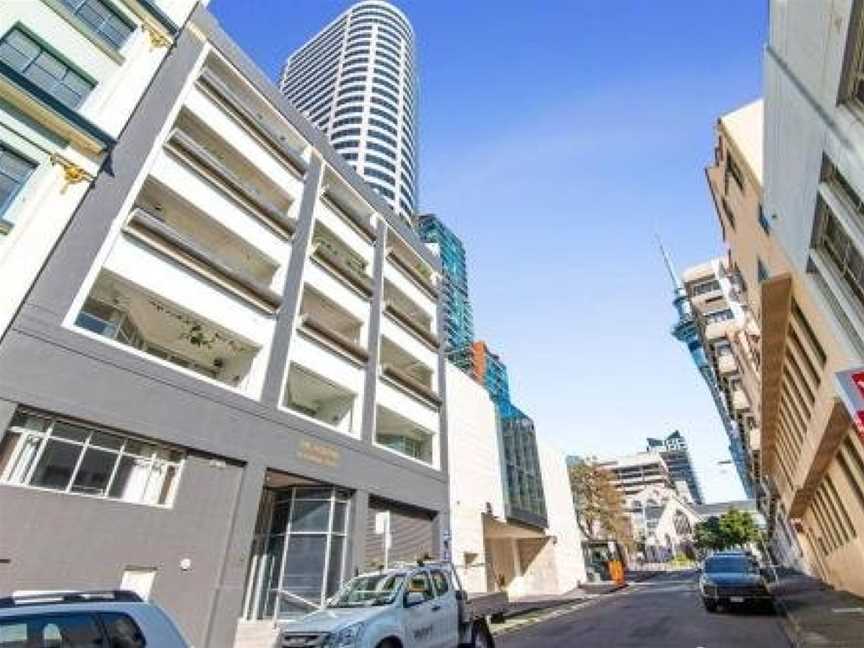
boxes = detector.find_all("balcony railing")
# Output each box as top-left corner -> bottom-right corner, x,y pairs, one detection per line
387,249 -> 438,299
297,313 -> 369,364
311,240 -> 374,298
167,129 -> 297,238
196,68 -> 308,178
124,207 -> 282,312
321,187 -> 377,241
383,300 -> 438,349
381,363 -> 442,407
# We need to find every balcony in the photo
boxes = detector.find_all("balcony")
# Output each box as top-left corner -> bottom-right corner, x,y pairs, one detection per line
705,319 -> 733,341
196,66 -> 308,179
375,405 -> 435,465
320,181 -> 376,242
283,363 -> 359,435
379,337 -> 440,407
383,279 -> 437,349
732,386 -> 751,412
386,233 -> 438,300
718,353 -> 738,375
296,287 -> 368,364
165,112 -> 297,238
74,272 -> 258,389
310,223 -> 374,298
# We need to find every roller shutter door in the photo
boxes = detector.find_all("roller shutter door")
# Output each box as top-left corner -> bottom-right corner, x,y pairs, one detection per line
365,497 -> 435,567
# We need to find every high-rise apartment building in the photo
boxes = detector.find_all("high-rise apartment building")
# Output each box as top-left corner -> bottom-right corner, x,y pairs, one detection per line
647,431 -> 704,504
0,7 -> 448,645
280,0 -> 419,225
597,452 -> 674,498
662,244 -> 754,496
453,340 -> 510,405
417,212 -> 475,355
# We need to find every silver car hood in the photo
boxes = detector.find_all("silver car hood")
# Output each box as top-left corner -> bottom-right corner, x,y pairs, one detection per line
283,606 -> 388,635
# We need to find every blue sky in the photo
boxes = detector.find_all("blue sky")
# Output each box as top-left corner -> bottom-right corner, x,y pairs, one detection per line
210,0 -> 768,503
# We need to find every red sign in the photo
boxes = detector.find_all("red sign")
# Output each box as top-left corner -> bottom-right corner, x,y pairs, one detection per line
853,371 -> 864,400
857,412 -> 864,444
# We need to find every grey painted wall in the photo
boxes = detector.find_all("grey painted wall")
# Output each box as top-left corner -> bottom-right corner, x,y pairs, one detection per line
0,454 -> 245,648
0,6 -> 451,647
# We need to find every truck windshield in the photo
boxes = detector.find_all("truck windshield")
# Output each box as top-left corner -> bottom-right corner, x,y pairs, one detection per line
328,573 -> 406,608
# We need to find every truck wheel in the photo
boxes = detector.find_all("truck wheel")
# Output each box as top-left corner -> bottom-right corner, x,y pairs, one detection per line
471,622 -> 494,648
702,598 -> 717,613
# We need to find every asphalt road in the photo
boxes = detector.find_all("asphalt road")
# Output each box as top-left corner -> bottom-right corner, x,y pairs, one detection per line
497,571 -> 790,648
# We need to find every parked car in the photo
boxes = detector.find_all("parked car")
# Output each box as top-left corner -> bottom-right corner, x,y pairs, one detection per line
0,590 -> 189,647
699,554 -> 773,612
277,560 -> 505,648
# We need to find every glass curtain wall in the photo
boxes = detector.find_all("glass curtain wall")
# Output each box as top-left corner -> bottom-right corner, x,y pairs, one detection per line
242,486 -> 351,621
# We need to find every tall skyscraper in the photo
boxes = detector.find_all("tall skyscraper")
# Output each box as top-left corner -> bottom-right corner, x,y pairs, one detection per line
280,0 -> 419,224
647,431 -> 704,504
453,340 -> 510,406
417,213 -> 474,354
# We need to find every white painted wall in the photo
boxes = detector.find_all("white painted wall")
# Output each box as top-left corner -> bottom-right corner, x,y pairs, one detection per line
445,363 -> 505,592
537,437 -> 587,592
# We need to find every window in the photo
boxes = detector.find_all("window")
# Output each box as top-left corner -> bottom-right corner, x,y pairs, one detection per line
332,128 -> 361,140
758,203 -> 771,235
757,258 -> 770,283
341,152 -> 358,161
335,105 -> 363,118
0,27 -> 95,109
703,308 -> 734,324
0,410 -> 183,506
690,278 -> 720,296
60,0 -> 135,50
369,118 -> 396,135
101,613 -> 146,647
430,570 -> 450,596
366,141 -> 396,159
366,167 -> 394,186
369,183 -> 394,200
369,106 -> 397,124
725,153 -> 744,191
365,154 -> 395,172
368,129 -> 396,148
815,198 -> 864,315
0,143 -> 36,231
404,572 -> 434,604
721,197 -> 736,229
333,140 -> 359,151
0,614 -> 103,647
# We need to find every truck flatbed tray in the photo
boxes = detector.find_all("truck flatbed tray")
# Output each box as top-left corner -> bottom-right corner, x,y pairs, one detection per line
463,591 -> 508,620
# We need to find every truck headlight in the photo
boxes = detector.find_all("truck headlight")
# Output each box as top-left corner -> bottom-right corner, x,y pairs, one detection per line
326,622 -> 364,648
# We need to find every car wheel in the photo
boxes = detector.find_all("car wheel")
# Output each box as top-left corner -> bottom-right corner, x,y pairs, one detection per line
702,598 -> 718,613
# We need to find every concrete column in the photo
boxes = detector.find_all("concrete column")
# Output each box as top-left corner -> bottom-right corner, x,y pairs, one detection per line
0,398 -> 18,444
360,221 -> 387,443
510,538 -> 523,596
201,462 -> 267,648
347,489 -> 370,576
260,156 -> 324,406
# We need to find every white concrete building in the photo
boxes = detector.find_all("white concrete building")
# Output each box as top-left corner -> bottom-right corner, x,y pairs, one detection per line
445,363 -> 586,597
0,0 -> 200,340
281,0 -> 419,224
598,452 -> 674,498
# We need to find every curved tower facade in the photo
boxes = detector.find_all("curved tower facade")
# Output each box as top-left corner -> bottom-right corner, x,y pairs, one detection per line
280,0 -> 419,225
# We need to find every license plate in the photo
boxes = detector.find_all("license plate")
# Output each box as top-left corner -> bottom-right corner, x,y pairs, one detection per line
730,596 -> 745,603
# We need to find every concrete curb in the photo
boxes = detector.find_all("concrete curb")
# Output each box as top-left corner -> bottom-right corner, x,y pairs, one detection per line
771,595 -> 800,648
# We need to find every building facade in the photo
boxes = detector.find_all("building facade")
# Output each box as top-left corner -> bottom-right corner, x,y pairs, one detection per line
663,244 -> 754,496
445,363 -> 585,597
628,485 -> 701,562
694,0 -> 864,596
647,431 -> 704,504
0,6 -> 449,646
453,339 -> 511,405
280,0 -> 419,224
417,212 -> 475,356
598,452 -> 674,499
0,0 -> 200,341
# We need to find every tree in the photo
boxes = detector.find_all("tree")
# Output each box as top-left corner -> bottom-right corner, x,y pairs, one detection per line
568,457 -> 632,547
694,509 -> 760,552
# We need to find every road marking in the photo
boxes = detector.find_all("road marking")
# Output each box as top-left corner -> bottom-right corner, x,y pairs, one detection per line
831,607 -> 864,614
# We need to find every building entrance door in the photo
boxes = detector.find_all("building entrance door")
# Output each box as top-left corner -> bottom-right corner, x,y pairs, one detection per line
241,486 -> 351,621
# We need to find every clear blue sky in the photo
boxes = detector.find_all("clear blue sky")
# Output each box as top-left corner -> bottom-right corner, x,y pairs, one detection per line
210,0 -> 767,503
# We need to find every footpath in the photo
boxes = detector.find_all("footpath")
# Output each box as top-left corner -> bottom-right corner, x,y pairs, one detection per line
771,568 -> 864,647
489,569 -> 663,637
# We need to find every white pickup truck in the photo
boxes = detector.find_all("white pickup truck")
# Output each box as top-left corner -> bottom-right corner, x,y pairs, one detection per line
275,560 -> 506,648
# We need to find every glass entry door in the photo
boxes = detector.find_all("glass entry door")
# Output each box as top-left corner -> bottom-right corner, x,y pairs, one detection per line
242,486 -> 351,620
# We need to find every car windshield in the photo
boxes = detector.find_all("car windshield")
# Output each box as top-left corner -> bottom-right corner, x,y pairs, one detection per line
327,573 -> 406,608
704,557 -> 757,574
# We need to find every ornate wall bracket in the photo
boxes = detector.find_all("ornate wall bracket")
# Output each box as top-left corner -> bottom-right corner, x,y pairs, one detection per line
142,22 -> 172,49
50,153 -> 94,192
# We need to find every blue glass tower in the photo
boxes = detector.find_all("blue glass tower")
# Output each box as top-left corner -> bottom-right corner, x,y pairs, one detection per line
660,241 -> 753,497
416,213 -> 474,356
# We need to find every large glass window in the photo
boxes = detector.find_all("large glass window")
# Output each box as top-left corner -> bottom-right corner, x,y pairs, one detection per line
60,0 -> 134,49
0,143 -> 36,232
500,409 -> 547,527
0,410 -> 183,506
0,27 -> 95,109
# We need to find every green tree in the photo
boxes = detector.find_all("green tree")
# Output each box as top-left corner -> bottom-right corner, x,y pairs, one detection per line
694,509 -> 760,552
568,457 -> 633,548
